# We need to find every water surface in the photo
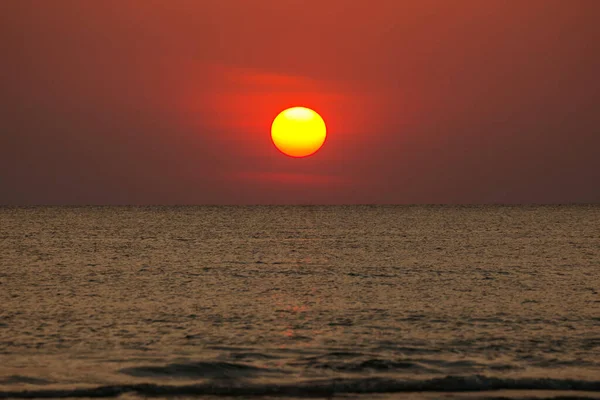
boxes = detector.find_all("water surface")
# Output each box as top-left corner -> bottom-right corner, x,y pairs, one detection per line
1,206 -> 599,398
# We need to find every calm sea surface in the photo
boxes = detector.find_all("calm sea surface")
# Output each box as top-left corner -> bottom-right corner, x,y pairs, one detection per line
1,206 -> 599,399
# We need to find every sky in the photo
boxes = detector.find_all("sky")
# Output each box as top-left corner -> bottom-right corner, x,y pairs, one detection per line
1,0 -> 599,204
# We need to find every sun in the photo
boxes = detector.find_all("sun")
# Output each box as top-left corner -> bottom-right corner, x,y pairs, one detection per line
271,107 -> 326,158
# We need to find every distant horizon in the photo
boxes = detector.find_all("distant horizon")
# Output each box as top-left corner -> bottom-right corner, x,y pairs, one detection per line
2,202 -> 599,207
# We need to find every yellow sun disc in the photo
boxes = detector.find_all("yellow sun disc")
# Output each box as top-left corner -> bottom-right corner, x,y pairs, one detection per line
271,107 -> 326,158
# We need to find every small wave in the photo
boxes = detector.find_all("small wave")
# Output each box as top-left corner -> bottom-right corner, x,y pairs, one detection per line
306,358 -> 437,373
420,359 -> 518,372
308,351 -> 364,359
300,357 -> 517,374
0,375 -> 50,385
228,352 -> 283,360
1,375 -> 600,398
120,361 -> 278,379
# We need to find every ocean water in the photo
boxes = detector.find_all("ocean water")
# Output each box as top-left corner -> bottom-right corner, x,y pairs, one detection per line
1,205 -> 599,399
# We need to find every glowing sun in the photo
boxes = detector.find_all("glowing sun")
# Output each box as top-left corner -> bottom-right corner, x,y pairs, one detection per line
271,107 -> 326,158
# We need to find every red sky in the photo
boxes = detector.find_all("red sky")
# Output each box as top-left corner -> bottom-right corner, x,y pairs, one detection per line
1,0 -> 599,204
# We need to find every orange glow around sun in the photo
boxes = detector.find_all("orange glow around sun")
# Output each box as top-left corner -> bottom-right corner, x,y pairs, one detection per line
271,107 -> 326,158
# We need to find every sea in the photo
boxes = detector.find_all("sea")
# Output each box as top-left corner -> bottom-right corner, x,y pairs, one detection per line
1,205 -> 599,399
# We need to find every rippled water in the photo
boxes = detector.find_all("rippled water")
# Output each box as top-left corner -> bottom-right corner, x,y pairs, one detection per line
1,206 -> 599,399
